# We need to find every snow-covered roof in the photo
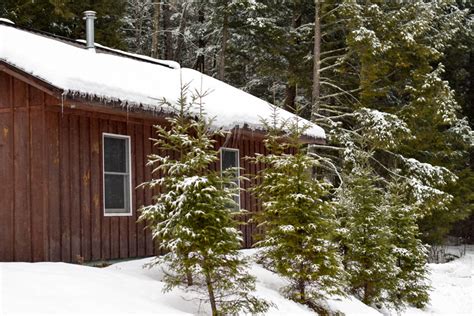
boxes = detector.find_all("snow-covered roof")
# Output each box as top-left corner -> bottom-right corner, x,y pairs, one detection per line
0,18 -> 14,25
0,22 -> 325,140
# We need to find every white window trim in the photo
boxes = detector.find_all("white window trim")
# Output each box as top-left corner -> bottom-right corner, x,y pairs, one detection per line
102,132 -> 133,217
220,147 -> 241,208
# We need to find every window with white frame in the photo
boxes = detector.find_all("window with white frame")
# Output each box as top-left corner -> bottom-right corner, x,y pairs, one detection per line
103,133 -> 132,216
220,147 -> 240,208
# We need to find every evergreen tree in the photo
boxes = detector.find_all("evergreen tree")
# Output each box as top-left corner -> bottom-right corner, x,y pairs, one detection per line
0,0 -> 127,49
122,0 -> 153,55
340,0 -> 474,243
139,84 -> 269,316
384,182 -> 430,309
337,160 -> 398,308
337,155 -> 431,309
252,108 -> 345,310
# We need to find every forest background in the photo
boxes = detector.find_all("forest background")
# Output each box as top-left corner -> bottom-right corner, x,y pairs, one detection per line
2,0 -> 472,245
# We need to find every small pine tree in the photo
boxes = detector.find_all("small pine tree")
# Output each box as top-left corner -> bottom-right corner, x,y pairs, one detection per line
139,84 -> 269,316
385,182 -> 430,309
253,108 -> 346,308
337,161 -> 398,308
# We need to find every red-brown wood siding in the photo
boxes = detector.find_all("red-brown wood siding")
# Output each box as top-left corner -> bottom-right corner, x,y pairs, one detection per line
0,72 -> 48,262
0,71 -> 268,262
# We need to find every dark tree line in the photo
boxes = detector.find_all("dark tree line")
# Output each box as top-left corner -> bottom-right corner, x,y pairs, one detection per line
2,0 -> 472,244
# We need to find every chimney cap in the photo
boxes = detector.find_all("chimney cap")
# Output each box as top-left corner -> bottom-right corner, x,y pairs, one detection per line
84,10 -> 96,50
83,11 -> 96,19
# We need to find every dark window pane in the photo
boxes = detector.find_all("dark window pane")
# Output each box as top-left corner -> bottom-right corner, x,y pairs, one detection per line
222,149 -> 238,171
221,149 -> 240,208
221,149 -> 239,180
105,174 -> 127,210
104,137 -> 127,173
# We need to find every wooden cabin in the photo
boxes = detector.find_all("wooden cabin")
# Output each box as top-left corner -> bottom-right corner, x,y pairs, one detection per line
0,18 -> 325,263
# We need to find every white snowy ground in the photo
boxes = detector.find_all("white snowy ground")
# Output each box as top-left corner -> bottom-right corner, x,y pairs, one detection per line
0,250 -> 472,316
402,250 -> 473,316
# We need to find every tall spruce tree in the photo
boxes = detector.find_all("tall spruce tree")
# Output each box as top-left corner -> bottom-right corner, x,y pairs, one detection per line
337,159 -> 398,308
384,182 -> 430,309
252,108 -> 345,310
139,84 -> 269,316
340,0 -> 474,244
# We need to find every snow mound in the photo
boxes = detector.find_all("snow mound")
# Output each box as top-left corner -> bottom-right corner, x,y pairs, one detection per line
0,250 -> 474,316
0,24 -> 325,140
2,250 -> 473,315
402,251 -> 474,315
0,250 -> 381,316
0,18 -> 14,25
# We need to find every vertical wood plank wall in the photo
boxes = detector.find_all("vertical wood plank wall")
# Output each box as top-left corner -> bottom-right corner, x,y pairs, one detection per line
0,71 -> 265,262
42,108 -> 162,262
0,72 -> 46,261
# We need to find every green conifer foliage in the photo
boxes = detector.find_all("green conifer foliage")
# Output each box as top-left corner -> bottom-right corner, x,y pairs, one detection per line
139,84 -> 269,316
0,0 -> 127,49
341,0 -> 474,243
384,182 -> 430,309
252,108 -> 346,307
337,162 -> 398,308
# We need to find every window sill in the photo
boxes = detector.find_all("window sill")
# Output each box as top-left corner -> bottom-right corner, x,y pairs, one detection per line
103,212 -> 133,217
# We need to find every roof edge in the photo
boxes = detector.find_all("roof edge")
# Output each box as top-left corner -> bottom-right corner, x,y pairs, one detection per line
0,60 -> 63,97
0,61 -> 325,144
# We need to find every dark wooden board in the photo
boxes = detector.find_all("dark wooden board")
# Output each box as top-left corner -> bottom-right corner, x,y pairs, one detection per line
59,114 -> 71,262
0,111 -> 14,261
69,114 -> 82,261
90,118 -> 102,261
99,118 -> 111,260
46,111 -> 60,261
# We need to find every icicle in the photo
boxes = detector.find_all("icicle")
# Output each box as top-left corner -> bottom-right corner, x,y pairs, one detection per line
61,91 -> 66,118
126,102 -> 129,125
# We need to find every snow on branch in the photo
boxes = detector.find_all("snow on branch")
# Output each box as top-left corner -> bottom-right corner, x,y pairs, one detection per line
356,108 -> 412,149
401,156 -> 457,187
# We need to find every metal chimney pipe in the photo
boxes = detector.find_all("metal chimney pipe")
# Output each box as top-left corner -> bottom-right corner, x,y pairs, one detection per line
83,11 -> 96,49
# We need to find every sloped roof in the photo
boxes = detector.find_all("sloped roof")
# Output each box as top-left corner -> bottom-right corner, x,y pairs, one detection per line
0,21 -> 325,140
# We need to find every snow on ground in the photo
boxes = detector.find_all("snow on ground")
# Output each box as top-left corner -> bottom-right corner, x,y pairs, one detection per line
0,250 -> 377,316
0,250 -> 472,316
402,251 -> 473,315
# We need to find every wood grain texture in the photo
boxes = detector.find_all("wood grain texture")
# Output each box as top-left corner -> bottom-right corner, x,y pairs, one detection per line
30,87 -> 46,262
0,71 -> 271,262
69,114 -> 82,261
0,111 -> 14,261
90,118 -> 102,261
13,80 -> 31,261
59,114 -> 71,262
99,118 -> 111,260
46,111 -> 60,261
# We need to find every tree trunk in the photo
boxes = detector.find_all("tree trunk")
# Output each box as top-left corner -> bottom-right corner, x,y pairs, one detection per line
151,1 -> 161,58
186,268 -> 193,286
163,0 -> 173,60
174,3 -> 188,64
298,278 -> 306,302
363,281 -> 372,305
136,11 -> 143,54
217,2 -> 229,81
284,7 -> 302,112
205,270 -> 218,316
311,0 -> 321,119
284,84 -> 296,112
193,6 -> 206,72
